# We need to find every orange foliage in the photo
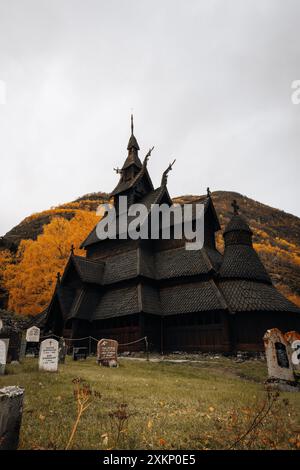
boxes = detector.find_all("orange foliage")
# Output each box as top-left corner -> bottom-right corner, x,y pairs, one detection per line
3,211 -> 99,315
253,242 -> 300,266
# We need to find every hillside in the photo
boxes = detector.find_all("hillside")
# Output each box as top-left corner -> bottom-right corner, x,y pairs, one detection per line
0,190 -> 299,313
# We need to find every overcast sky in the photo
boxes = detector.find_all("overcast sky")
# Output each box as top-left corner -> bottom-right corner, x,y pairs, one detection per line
0,0 -> 299,235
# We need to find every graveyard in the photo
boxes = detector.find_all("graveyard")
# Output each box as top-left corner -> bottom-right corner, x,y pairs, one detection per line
1,354 -> 300,450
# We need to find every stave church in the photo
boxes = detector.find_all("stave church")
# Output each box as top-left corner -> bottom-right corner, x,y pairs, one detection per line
44,118 -> 300,352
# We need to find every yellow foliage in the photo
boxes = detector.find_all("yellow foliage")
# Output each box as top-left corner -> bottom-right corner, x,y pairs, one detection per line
3,211 -> 99,316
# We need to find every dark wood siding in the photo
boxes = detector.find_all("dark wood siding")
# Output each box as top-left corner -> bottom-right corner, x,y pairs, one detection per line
90,314 -> 143,352
235,311 -> 300,351
163,311 -> 230,352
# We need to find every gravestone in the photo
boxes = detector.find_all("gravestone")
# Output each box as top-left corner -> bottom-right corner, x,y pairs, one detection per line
58,337 -> 66,364
0,338 -> 9,375
285,331 -> 300,374
263,328 -> 299,392
0,386 -> 24,450
39,338 -> 59,372
72,347 -> 87,361
25,326 -> 40,357
19,333 -> 27,362
26,325 -> 40,342
0,319 -> 3,332
97,339 -> 118,367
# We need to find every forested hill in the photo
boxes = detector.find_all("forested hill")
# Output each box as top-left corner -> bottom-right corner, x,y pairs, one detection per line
0,190 -> 299,314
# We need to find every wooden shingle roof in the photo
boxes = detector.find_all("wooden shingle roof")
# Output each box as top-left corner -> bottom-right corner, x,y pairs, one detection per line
219,280 -> 300,313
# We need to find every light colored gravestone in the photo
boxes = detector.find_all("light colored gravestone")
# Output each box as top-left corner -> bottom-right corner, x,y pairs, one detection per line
26,325 -> 40,342
39,338 -> 59,372
97,339 -> 118,367
285,331 -> 300,374
58,337 -> 66,364
0,386 -> 24,450
0,338 -> 9,375
0,319 -> 3,332
263,328 -> 299,392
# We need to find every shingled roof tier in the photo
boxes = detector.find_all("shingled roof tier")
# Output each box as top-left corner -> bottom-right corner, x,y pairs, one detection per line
219,212 -> 272,283
219,280 -> 300,313
67,244 -> 222,287
61,255 -> 105,285
159,280 -> 227,315
219,244 -> 271,283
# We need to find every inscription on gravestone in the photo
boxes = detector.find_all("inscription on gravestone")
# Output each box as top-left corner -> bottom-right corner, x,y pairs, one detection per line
39,339 -> 59,372
97,339 -> 118,367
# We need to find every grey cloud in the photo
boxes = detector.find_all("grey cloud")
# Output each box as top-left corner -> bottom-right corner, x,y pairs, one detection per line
0,0 -> 299,235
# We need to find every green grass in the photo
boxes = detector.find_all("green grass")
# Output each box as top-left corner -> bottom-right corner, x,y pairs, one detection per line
1,356 -> 299,450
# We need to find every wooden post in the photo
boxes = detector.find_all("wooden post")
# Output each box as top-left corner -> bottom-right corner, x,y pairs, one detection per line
0,386 -> 24,450
145,336 -> 149,361
160,317 -> 164,356
88,336 -> 91,356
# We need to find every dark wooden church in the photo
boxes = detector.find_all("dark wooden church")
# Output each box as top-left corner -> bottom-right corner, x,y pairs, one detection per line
44,119 -> 300,352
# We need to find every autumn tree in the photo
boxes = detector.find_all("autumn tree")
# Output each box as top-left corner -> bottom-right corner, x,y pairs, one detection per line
3,211 -> 99,315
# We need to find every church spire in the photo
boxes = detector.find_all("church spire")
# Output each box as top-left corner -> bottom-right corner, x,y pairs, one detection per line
126,114 -> 140,153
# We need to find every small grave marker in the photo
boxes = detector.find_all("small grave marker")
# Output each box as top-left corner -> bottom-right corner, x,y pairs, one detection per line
263,328 -> 299,392
19,333 -> 27,362
58,337 -> 66,364
39,338 -> 59,372
97,339 -> 118,367
72,347 -> 87,361
0,338 -> 9,375
0,386 -> 24,450
26,326 -> 40,342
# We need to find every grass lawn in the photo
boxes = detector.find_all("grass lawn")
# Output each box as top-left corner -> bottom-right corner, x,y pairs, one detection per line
1,356 -> 299,450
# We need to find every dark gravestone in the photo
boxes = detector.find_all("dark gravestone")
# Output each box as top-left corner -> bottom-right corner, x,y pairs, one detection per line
275,342 -> 289,368
97,339 -> 118,367
58,337 -> 66,364
72,347 -> 87,361
19,333 -> 27,362
0,386 -> 24,450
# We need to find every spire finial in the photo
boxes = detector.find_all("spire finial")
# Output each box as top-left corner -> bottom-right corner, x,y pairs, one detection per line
207,187 -> 211,198
143,146 -> 154,168
231,199 -> 239,215
161,159 -> 176,186
70,244 -> 75,255
131,114 -> 134,135
56,272 -> 61,284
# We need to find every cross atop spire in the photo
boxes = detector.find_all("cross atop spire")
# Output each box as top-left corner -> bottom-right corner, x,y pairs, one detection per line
131,113 -> 134,135
231,199 -> 239,215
